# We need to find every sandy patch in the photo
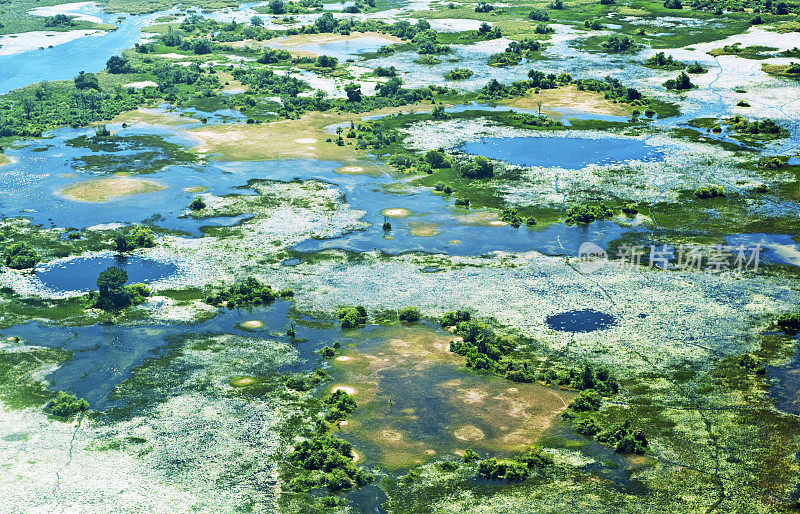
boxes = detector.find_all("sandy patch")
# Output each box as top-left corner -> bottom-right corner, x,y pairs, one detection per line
380,429 -> 403,442
294,138 -> 316,144
337,166 -> 365,174
232,377 -> 255,387
113,108 -> 199,127
454,425 -> 486,441
409,222 -> 441,237
381,208 -> 411,218
331,384 -> 357,395
258,31 -> 402,57
0,155 -> 14,166
457,211 -> 500,226
0,30 -> 105,56
488,220 -> 508,227
335,355 -> 352,362
189,105 -> 445,164
60,177 -> 166,202
29,2 -> 102,23
183,186 -> 208,193
241,320 -> 263,329
124,81 -> 158,89
501,84 -> 632,117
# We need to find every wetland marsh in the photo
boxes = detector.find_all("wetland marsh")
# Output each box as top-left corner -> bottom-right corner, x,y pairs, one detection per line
0,0 -> 799,511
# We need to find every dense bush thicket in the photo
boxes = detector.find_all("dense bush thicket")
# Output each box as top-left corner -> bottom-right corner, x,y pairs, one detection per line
4,242 -> 39,269
204,277 -> 293,308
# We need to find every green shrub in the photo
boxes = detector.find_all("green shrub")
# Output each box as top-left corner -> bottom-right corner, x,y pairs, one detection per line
776,313 -> 800,335
398,306 -> 421,322
338,306 -> 367,328
442,310 -> 471,326
189,196 -> 206,211
693,185 -> 725,199
445,68 -> 474,80
45,391 -> 89,418
4,243 -> 39,269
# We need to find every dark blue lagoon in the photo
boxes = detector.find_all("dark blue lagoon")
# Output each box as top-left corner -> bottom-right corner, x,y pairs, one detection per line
457,136 -> 663,169
36,254 -> 179,293
546,308 -> 617,332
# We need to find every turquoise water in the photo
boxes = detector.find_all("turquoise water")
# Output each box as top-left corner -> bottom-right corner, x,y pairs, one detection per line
0,5 -> 157,94
458,136 -> 663,169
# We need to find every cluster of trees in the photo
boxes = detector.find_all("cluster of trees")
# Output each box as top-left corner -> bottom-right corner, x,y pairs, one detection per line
687,61 -> 708,73
596,420 -> 649,454
454,155 -> 494,179
528,9 -> 550,20
44,391 -> 89,418
644,52 -> 685,70
477,72 -> 572,100
398,307 -> 421,322
4,242 -> 39,269
257,49 -> 292,64
725,115 -> 786,136
488,38 -> 542,67
286,369 -> 330,391
510,112 -> 563,128
449,319 -> 517,371
189,197 -> 206,211
663,71 -> 695,90
204,277 -> 293,308
601,35 -> 634,53
584,19 -> 605,30
564,204 -> 615,224
88,266 -> 150,311
445,68 -> 474,81
737,353 -> 766,374
694,184 -> 725,199
500,208 -> 537,228
574,77 -> 654,109
113,227 -> 156,253
287,432 -> 373,493
0,56 -> 224,138
689,0 -> 789,14
44,14 -> 75,27
323,390 -> 357,422
776,313 -> 800,335
475,447 -> 554,481
338,305 -> 368,328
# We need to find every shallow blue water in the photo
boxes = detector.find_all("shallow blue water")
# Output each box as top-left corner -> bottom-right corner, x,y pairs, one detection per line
0,127 -> 342,235
457,136 -> 664,169
1,301 -> 343,409
215,159 -> 642,256
0,5 -> 156,94
294,35 -> 396,61
35,254 -> 179,293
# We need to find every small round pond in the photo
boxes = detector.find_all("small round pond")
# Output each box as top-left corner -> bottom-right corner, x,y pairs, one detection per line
36,254 -> 178,293
546,308 -> 616,333
457,136 -> 663,169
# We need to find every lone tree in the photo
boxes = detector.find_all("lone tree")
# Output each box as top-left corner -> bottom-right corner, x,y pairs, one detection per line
74,71 -> 101,91
91,266 -> 150,310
